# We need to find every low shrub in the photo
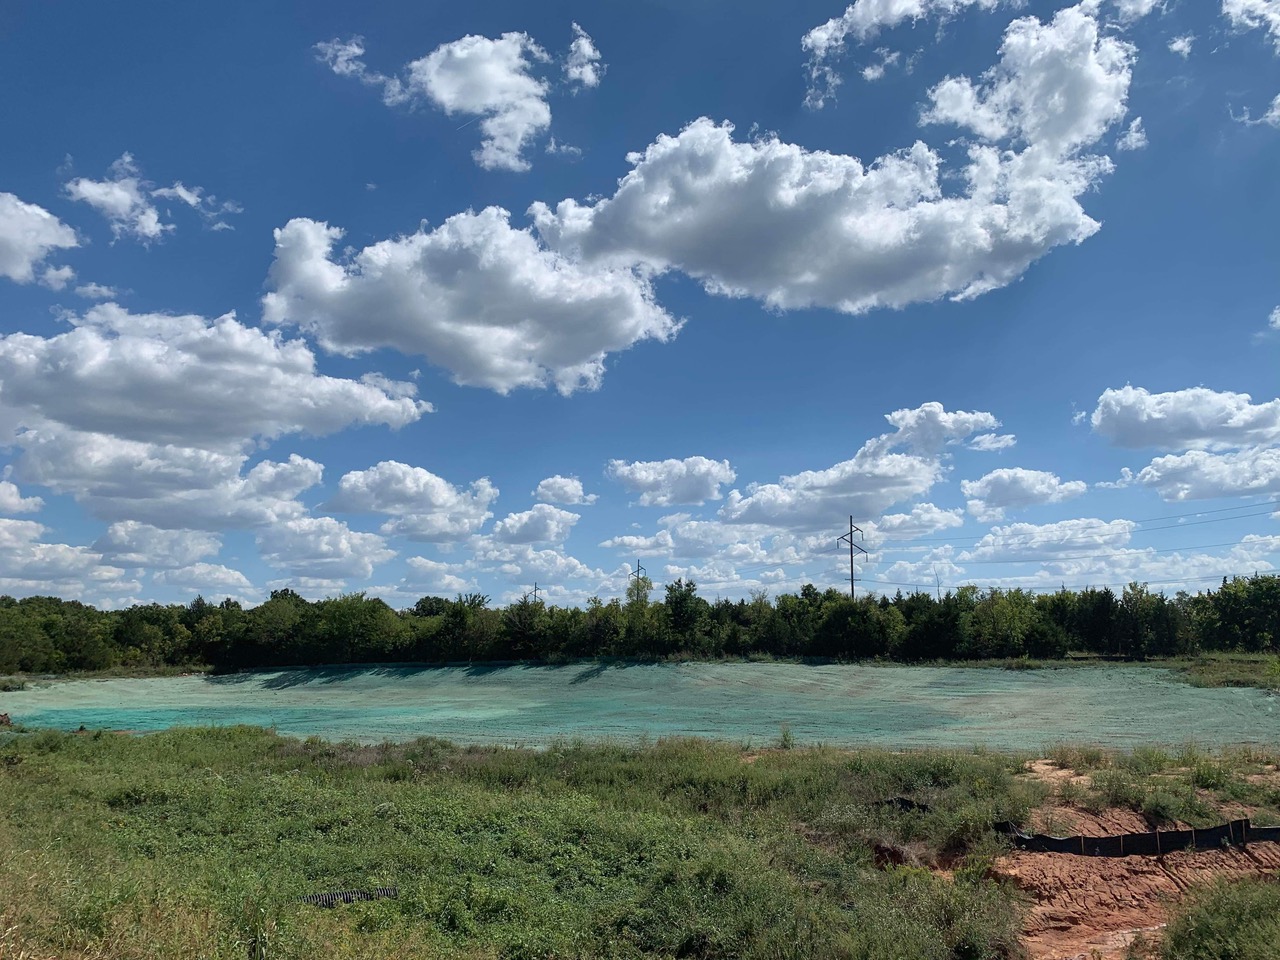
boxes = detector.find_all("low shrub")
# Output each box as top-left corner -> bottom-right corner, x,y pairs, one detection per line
1158,879 -> 1280,960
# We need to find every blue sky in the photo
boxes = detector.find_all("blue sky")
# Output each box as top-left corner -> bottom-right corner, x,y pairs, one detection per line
1,0 -> 1278,608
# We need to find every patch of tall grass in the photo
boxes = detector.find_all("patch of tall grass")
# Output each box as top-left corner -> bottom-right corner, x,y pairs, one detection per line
0,727 -> 1028,959
1152,879 -> 1280,960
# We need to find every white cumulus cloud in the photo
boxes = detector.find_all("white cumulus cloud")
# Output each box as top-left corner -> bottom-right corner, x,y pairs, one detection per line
606,456 -> 737,507
65,154 -> 169,241
93,521 -> 220,568
257,516 -> 395,581
1117,116 -> 1147,151
262,212 -> 677,395
968,432 -> 1017,451
1113,0 -> 1162,23
0,192 -> 78,284
153,562 -> 254,594
74,282 -> 118,300
317,32 -> 563,171
961,467 -> 1088,521
491,503 -> 581,544
0,480 -> 43,515
15,436 -> 324,531
65,155 -> 240,241
1091,385 -> 1280,451
0,302 -> 429,452
533,475 -> 597,504
1168,34 -> 1194,57
564,23 -> 605,89
329,460 -> 498,543
0,518 -> 137,601
1135,448 -> 1280,500
535,5 -> 1132,318
403,556 -> 475,595
719,402 -> 999,530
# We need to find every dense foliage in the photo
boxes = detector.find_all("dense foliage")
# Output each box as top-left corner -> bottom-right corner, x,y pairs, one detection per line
2,574 -> 1279,674
1153,878 -> 1280,960
0,729 -> 1030,960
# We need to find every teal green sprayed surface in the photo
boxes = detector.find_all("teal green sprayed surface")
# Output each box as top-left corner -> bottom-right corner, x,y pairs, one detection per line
3,663 -> 1277,748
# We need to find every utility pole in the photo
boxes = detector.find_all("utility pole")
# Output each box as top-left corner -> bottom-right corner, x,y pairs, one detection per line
837,517 -> 867,599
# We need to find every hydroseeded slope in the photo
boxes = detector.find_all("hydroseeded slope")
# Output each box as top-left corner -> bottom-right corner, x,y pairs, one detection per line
4,663 -> 1278,748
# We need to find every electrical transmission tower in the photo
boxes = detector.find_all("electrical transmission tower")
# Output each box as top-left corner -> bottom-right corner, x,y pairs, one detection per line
837,516 -> 868,599
628,559 -> 647,597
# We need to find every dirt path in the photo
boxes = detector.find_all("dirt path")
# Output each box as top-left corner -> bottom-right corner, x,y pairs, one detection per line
995,841 -> 1280,959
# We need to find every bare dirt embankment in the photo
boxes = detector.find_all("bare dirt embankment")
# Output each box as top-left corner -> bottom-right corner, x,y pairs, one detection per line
997,842 -> 1280,959
999,760 -> 1280,959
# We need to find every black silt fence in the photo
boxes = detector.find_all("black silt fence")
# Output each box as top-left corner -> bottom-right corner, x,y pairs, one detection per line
1003,817 -> 1275,857
298,886 -> 399,908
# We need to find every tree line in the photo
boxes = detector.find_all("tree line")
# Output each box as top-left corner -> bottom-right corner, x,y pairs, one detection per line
2,574 -> 1278,675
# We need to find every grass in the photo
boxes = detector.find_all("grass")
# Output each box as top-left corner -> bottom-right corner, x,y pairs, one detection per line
0,728 -> 1034,960
1165,653 -> 1280,691
1041,742 -> 1280,827
6,727 -> 1280,958
1134,878 -> 1280,959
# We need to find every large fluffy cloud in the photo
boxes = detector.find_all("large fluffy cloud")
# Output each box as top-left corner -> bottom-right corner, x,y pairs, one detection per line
153,562 -> 254,594
1135,448 -> 1280,500
470,539 -> 606,585
919,5 -> 1133,158
606,456 -> 736,507
961,467 -> 1088,521
534,5 -> 1132,316
1091,385 -> 1280,451
491,503 -> 581,544
720,403 -> 999,530
0,303 -> 429,452
257,516 -> 395,580
960,518 -> 1138,562
329,460 -> 498,542
0,193 -> 79,285
262,212 -> 677,395
93,521 -> 220,569
0,518 -> 137,600
16,434 -> 324,531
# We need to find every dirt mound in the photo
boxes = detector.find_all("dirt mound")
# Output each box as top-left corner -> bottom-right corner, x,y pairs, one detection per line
995,841 -> 1280,959
1026,804 -> 1167,838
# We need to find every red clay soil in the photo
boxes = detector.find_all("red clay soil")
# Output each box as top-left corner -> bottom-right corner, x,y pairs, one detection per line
1025,804 -> 1175,838
994,841 -> 1280,960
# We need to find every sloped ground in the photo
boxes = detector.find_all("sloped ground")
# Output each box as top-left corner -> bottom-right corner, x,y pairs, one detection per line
1002,757 -> 1280,959
996,842 -> 1280,959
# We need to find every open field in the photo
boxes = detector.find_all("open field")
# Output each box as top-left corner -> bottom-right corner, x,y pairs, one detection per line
3,728 -> 1280,959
